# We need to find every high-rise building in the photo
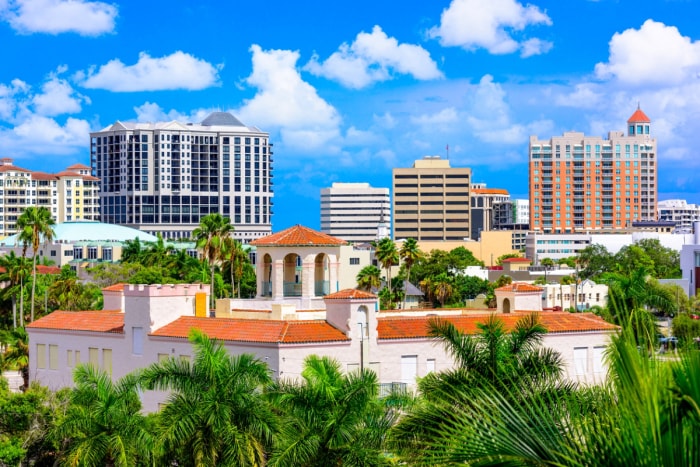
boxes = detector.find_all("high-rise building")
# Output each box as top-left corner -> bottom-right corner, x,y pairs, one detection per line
469,183 -> 510,240
529,107 -> 657,233
0,158 -> 100,239
320,182 -> 390,243
392,156 -> 471,241
658,199 -> 700,232
90,112 -> 273,242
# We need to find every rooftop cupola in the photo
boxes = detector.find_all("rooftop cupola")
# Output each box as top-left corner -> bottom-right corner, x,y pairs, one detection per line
627,105 -> 651,136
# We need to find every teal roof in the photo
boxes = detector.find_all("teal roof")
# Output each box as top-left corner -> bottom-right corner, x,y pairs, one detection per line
0,221 -> 159,246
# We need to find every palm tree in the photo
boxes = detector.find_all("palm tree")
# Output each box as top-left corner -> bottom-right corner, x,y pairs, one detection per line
54,365 -> 153,466
222,236 -> 247,298
0,251 -> 31,328
17,206 -> 55,323
139,329 -> 277,466
375,237 -> 399,299
432,273 -> 453,308
268,355 -> 397,466
356,265 -> 381,292
426,312 -> 563,390
399,238 -> 421,309
192,213 -> 233,309
604,266 -> 675,348
0,327 -> 29,389
120,237 -> 143,264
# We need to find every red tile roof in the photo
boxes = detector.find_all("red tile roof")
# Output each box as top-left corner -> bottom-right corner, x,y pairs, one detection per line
32,172 -> 57,181
377,312 -> 617,340
0,265 -> 61,275
472,188 -> 509,195
151,316 -> 349,343
495,282 -> 543,292
325,289 -> 377,300
102,283 -> 126,292
250,225 -> 348,247
628,108 -> 651,123
27,310 -> 124,333
501,257 -> 530,263
66,163 -> 91,170
0,165 -> 30,173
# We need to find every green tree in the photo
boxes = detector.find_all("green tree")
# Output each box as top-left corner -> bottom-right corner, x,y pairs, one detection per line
268,355 -> 396,467
356,265 -> 381,292
603,267 -> 675,348
399,238 -> 421,309
0,251 -> 31,328
139,329 -> 277,466
222,237 -> 248,298
54,366 -> 153,466
432,273 -> 454,307
577,244 -> 614,280
496,253 -> 521,265
193,213 -> 233,309
447,246 -> 483,269
48,267 -> 102,311
375,237 -> 399,300
632,238 -> 681,278
0,327 -> 29,390
120,237 -> 143,264
17,206 -> 55,322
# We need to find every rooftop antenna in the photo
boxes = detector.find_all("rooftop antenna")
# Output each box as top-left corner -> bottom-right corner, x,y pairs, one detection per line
446,144 -> 449,160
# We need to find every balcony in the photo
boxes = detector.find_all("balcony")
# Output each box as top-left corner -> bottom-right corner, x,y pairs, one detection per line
283,282 -> 302,297
315,280 -> 330,296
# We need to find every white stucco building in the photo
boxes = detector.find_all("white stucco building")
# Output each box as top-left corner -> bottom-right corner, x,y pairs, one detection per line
26,227 -> 617,412
320,182 -> 391,243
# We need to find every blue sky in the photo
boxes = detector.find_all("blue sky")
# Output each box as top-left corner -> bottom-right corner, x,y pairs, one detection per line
1,0 -> 699,231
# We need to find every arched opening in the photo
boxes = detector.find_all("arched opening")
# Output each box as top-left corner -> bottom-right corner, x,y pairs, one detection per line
314,253 -> 330,296
262,254 -> 272,297
502,297 -> 511,314
283,253 -> 302,297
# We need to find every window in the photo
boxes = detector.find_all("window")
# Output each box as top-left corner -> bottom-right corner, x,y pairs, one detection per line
401,355 -> 418,384
102,248 -> 112,261
88,347 -> 99,367
574,347 -> 588,375
349,257 -> 360,265
49,345 -> 58,370
132,327 -> 144,355
36,344 -> 46,369
593,346 -> 605,374
67,350 -> 74,367
426,358 -> 436,373
158,353 -> 170,363
87,246 -> 98,260
103,349 -> 113,375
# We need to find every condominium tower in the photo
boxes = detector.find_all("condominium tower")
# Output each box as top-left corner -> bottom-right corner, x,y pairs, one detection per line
657,199 -> 700,232
0,158 -> 100,239
90,112 -> 273,242
392,156 -> 471,241
529,107 -> 657,233
320,182 -> 390,243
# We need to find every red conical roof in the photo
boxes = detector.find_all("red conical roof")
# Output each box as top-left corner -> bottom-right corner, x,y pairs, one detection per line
628,108 -> 650,123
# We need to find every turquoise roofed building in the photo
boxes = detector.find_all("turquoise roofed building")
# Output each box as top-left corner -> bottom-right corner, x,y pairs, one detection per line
0,221 -> 197,270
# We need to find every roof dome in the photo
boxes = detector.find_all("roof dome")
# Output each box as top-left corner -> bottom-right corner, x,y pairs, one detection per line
200,112 -> 245,127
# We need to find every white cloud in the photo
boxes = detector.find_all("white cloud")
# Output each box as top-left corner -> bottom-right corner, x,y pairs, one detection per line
344,126 -> 381,146
373,111 -> 397,129
237,45 -> 341,150
1,0 -> 117,36
0,115 -> 89,157
411,107 -> 459,126
78,51 -> 221,92
554,83 -> 603,109
0,79 -> 29,120
429,0 -> 552,56
32,74 -> 87,116
520,37 -> 553,58
466,74 -> 552,144
595,20 -> 700,86
305,25 -> 443,89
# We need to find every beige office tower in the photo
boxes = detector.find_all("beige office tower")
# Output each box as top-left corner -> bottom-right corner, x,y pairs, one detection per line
320,182 -> 391,243
529,107 -> 657,233
392,156 -> 471,241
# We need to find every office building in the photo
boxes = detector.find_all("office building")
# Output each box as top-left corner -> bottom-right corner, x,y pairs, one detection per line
320,182 -> 390,243
0,158 -> 99,239
658,199 -> 700,233
392,156 -> 471,241
90,112 -> 273,242
529,107 -> 657,233
470,183 -> 510,240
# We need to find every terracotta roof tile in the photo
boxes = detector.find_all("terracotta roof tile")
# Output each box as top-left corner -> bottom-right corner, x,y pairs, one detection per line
325,289 -> 377,300
27,310 -> 124,333
495,282 -> 543,292
66,163 -> 91,170
0,165 -> 30,173
628,108 -> 651,123
501,257 -> 530,263
377,312 -> 617,340
472,188 -> 509,195
102,283 -> 126,292
151,316 -> 349,343
250,225 -> 347,247
36,265 -> 61,274
32,172 -> 58,181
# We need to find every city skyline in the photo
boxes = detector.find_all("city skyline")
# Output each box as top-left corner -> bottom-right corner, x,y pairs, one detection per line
1,0 -> 699,231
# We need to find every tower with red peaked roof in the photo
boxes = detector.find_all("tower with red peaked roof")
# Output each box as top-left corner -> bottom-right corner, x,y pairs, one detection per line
528,107 -> 657,235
